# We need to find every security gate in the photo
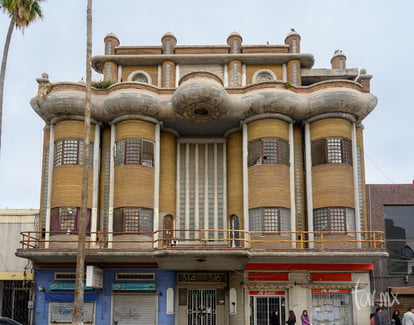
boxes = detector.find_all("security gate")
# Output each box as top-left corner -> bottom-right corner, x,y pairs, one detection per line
250,295 -> 285,325
188,289 -> 217,325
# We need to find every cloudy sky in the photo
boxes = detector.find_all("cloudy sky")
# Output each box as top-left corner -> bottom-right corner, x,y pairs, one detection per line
0,0 -> 412,209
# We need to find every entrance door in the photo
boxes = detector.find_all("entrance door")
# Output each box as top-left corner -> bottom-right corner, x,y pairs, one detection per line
250,295 -> 285,325
188,289 -> 217,325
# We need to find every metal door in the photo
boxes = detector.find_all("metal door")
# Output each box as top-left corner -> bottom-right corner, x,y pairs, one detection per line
250,295 -> 285,325
188,289 -> 216,325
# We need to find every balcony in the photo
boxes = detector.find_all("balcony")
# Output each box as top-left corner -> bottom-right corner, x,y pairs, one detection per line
16,229 -> 387,269
19,229 -> 385,250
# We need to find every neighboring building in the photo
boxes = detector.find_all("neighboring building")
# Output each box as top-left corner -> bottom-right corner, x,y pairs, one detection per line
0,209 -> 37,325
17,31 -> 387,325
367,184 -> 414,320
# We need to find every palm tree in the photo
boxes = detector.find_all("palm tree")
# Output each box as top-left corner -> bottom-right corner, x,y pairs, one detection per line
0,0 -> 43,155
72,0 -> 92,323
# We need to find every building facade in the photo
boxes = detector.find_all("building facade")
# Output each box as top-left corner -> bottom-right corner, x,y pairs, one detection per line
0,209 -> 37,324
367,184 -> 414,321
17,31 -> 387,325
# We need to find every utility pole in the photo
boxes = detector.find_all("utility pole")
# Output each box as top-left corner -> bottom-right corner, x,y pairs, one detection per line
72,0 -> 92,323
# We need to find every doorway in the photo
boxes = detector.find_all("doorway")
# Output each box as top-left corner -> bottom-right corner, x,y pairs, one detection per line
187,289 -> 217,325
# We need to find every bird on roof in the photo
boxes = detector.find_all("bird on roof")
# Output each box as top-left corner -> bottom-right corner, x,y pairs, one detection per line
290,28 -> 296,32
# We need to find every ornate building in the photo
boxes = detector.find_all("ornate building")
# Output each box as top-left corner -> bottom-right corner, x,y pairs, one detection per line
18,31 -> 387,325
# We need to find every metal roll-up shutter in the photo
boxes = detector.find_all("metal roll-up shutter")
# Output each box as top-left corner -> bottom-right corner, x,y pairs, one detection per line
112,293 -> 157,325
49,302 -> 95,323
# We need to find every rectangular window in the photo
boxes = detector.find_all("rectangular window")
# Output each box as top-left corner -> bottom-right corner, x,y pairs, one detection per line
292,39 -> 297,53
165,40 -> 171,54
312,290 -> 353,325
165,64 -> 171,88
106,40 -> 112,55
115,139 -> 154,167
312,137 -> 352,166
313,207 -> 355,233
54,139 -> 93,167
384,205 -> 414,274
177,141 -> 225,239
248,138 -> 289,167
113,207 -> 154,233
50,207 -> 91,233
232,39 -> 238,54
249,207 -> 291,235
233,62 -> 238,87
292,62 -> 298,85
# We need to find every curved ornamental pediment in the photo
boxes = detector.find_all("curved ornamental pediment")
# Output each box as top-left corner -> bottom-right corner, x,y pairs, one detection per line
31,76 -> 377,125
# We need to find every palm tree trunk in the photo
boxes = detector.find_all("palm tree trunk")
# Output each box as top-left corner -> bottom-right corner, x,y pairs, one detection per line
0,15 -> 15,156
72,0 -> 92,323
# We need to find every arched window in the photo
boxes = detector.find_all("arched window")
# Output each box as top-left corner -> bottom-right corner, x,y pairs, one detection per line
128,70 -> 152,84
253,70 -> 276,83
230,214 -> 241,247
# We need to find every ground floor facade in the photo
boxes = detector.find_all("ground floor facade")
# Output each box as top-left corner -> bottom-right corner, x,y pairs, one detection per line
33,263 -> 373,325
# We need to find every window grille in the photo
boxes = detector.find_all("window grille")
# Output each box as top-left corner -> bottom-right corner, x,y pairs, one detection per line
248,138 -> 289,167
311,137 -> 352,166
115,138 -> 154,167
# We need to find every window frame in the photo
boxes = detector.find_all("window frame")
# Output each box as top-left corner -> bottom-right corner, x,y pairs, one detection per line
115,138 -> 154,167
248,138 -> 289,167
311,137 -> 353,166
249,207 -> 291,235
113,207 -> 154,234
313,207 -> 355,234
54,139 -> 93,167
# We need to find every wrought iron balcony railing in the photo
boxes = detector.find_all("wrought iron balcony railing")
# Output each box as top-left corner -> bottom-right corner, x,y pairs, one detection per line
19,229 -> 385,251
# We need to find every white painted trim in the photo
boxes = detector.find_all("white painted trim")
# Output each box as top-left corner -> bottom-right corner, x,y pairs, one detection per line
305,123 -> 314,248
352,123 -> 362,247
223,142 -> 228,240
90,124 -> 101,242
289,123 -> 296,248
117,65 -> 122,82
175,64 -> 180,87
194,144 -> 200,231
224,64 -> 229,87
108,124 -> 115,248
242,64 -> 246,87
185,143 -> 190,238
45,124 -> 54,248
282,64 -> 287,82
214,143 -> 218,238
176,141 -> 181,233
157,64 -> 162,88
153,123 -> 161,244
242,123 -> 249,247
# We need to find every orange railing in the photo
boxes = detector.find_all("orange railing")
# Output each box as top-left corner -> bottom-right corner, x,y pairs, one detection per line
19,229 -> 385,251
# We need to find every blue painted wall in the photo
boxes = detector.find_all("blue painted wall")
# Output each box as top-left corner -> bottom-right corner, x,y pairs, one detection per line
34,268 -> 176,324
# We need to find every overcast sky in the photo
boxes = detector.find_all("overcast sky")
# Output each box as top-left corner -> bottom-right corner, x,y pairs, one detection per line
0,0 -> 412,209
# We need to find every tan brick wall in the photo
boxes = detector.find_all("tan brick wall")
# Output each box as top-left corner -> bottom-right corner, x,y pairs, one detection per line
310,118 -> 352,140
51,165 -> 93,208
248,119 -> 289,140
122,65 -> 158,85
54,120 -> 95,141
248,165 -> 290,208
312,164 -> 354,208
115,120 -> 155,141
245,64 -> 283,85
159,132 -> 177,215
114,165 -> 154,208
227,132 -> 243,222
